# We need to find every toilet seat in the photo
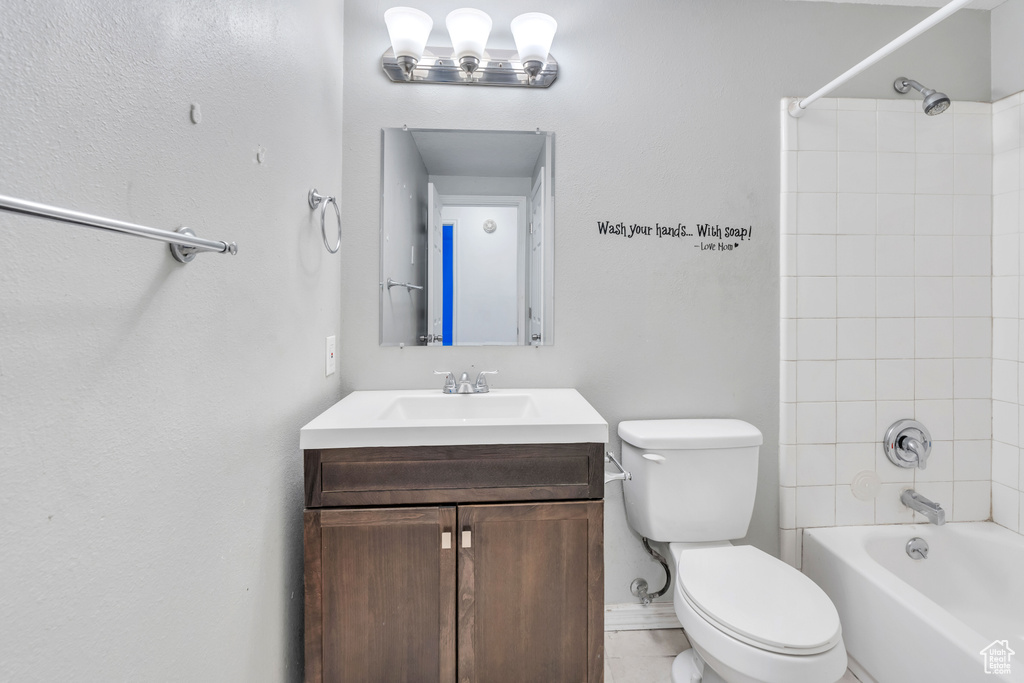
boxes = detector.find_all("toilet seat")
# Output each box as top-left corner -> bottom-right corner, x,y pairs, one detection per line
674,545 -> 842,655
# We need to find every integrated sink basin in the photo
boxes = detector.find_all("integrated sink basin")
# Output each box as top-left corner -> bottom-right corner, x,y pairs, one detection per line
300,388 -> 608,449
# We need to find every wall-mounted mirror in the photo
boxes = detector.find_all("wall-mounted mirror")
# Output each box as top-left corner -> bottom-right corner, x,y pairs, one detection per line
380,128 -> 554,347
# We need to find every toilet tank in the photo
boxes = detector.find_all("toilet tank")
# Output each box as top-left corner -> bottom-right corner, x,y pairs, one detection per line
619,419 -> 763,543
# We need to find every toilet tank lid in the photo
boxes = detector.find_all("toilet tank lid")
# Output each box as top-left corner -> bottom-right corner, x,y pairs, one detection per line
618,419 -> 762,449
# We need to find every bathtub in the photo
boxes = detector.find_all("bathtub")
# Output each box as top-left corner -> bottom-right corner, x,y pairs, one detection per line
803,523 -> 1024,683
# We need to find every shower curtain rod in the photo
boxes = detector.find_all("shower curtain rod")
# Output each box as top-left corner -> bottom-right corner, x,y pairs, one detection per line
788,0 -> 972,118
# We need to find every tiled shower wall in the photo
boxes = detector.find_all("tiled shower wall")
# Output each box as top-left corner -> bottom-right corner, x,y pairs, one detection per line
991,92 -> 1024,534
779,97 -> 994,567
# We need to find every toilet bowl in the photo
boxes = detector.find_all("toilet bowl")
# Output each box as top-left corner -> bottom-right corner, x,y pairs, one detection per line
618,419 -> 847,683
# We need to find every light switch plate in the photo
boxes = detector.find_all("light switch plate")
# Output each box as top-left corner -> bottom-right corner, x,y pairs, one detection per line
326,335 -> 336,376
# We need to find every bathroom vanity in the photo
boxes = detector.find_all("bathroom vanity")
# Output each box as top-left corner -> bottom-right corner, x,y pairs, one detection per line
300,389 -> 608,683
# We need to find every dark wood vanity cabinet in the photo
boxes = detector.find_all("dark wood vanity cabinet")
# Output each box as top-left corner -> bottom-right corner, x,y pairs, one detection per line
303,443 -> 604,683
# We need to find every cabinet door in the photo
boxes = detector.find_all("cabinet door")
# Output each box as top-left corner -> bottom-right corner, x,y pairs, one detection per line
305,507 -> 456,683
457,501 -> 603,683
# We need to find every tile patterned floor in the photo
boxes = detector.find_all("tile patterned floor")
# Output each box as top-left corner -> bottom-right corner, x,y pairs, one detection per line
604,629 -> 861,683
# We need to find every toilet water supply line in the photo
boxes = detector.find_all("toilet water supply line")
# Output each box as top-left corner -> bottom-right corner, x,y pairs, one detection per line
605,452 -> 672,605
788,0 -> 972,117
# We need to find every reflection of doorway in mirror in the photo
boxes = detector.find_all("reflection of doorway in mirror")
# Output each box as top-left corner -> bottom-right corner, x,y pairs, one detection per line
528,172 -> 544,346
433,200 -> 524,345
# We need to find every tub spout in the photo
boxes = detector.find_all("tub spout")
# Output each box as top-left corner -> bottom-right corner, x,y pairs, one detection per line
901,489 -> 945,525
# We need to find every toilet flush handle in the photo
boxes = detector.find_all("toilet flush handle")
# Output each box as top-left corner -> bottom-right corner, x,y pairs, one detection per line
642,453 -> 666,463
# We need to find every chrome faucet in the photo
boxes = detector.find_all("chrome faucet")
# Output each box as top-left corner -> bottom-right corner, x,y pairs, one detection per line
434,370 -> 498,394
901,489 -> 945,525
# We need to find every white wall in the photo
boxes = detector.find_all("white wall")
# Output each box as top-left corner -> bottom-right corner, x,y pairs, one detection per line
443,204 -> 521,344
991,91 -> 1024,533
779,96 -> 994,567
340,0 -> 991,605
381,128 -> 428,345
992,0 -> 1024,100
0,1 -> 343,679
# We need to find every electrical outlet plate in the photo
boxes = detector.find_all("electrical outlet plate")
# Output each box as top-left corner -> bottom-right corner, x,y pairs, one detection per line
326,336 -> 336,376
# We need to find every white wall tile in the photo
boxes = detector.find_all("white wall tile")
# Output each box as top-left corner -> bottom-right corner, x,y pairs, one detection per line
992,105 -> 1020,155
876,359 -> 914,400
780,444 -> 797,486
797,319 -> 837,360
915,195 -> 953,235
993,192 -> 1019,235
952,236 -> 991,277
877,153 -> 915,194
876,236 -> 914,276
797,444 -> 836,485
877,111 -> 915,153
836,194 -> 876,234
836,486 -> 874,525
796,360 -> 836,402
993,276 -> 1020,318
953,318 -> 991,358
838,152 -> 876,193
837,401 -> 876,443
837,318 -> 875,359
876,483 -> 915,523
993,234 -> 1019,276
779,528 -> 801,569
915,359 -> 953,399
798,151 -> 838,192
952,277 -> 991,317
915,439 -> 953,482
876,276 -> 915,317
917,113 -> 954,154
915,317 -> 953,358
838,110 -> 876,152
916,399 -> 953,441
954,154 -> 992,195
992,441 -> 1020,488
799,110 -> 837,151
797,193 -> 837,234
916,153 -> 954,195
797,401 -> 836,444
993,150 -> 1020,196
950,480 -> 989,522
877,99 -> 916,113
914,236 -> 953,275
954,440 -> 991,481
953,113 -> 992,155
780,402 -> 796,444
954,357 -> 992,400
837,236 -> 874,276
876,317 -> 914,359
797,277 -> 837,318
797,235 -> 837,276
876,400 -> 916,444
876,194 -> 915,235
953,398 -> 991,441
992,359 -> 1017,403
796,486 -> 836,527
781,361 -> 796,403
780,486 -> 797,529
782,150 -> 798,192
993,400 -> 1019,446
915,277 -> 953,317
991,483 -> 1018,530
836,443 -> 876,483
952,195 -> 991,236
837,277 -> 875,318
838,98 -> 876,112
836,360 -> 875,401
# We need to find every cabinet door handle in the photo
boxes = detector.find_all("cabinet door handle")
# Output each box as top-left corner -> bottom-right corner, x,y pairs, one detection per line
441,531 -> 452,550
462,529 -> 472,548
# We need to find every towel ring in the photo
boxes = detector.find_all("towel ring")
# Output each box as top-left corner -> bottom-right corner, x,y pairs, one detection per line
308,188 -> 341,254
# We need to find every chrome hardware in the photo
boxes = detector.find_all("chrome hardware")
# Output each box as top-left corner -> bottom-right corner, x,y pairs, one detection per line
382,47 -> 558,88
386,277 -> 423,291
531,333 -> 541,341
901,489 -> 946,525
884,419 -> 932,469
906,537 -> 929,559
456,372 -> 474,394
308,189 -> 341,254
631,537 -> 672,606
605,452 -> 631,484
441,531 -> 452,550
434,370 -> 457,394
474,370 -> 498,393
462,529 -> 472,548
419,334 -> 443,344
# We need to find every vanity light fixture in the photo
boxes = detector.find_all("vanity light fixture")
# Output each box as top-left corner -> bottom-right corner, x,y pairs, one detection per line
381,8 -> 558,87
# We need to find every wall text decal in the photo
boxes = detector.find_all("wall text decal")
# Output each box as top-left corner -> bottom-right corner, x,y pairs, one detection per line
596,221 -> 754,252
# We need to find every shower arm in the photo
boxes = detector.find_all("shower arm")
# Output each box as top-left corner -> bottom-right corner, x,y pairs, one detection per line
788,0 -> 970,118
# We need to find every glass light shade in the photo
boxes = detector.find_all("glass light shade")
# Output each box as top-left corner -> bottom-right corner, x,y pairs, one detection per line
384,7 -> 433,60
445,8 -> 492,61
510,13 -> 557,66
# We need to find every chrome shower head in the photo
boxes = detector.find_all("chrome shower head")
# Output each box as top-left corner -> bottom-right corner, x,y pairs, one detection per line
894,77 -> 950,116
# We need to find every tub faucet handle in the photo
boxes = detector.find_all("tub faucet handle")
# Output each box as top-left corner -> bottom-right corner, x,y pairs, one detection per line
883,419 -> 932,470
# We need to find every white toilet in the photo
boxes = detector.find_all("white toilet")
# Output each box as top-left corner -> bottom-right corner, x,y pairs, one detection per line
619,419 -> 847,683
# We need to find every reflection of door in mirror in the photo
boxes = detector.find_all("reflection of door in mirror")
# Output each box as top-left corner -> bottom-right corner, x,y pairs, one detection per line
426,183 -> 443,346
529,172 -> 544,346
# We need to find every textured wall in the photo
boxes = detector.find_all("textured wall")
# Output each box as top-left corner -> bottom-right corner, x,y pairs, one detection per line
0,1 -> 343,680
340,0 -> 991,606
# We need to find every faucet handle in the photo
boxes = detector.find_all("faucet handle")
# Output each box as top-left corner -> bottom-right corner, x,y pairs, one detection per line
475,370 -> 498,393
433,370 -> 457,394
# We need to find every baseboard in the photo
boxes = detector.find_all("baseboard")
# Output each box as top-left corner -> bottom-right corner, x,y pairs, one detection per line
604,602 -> 682,631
